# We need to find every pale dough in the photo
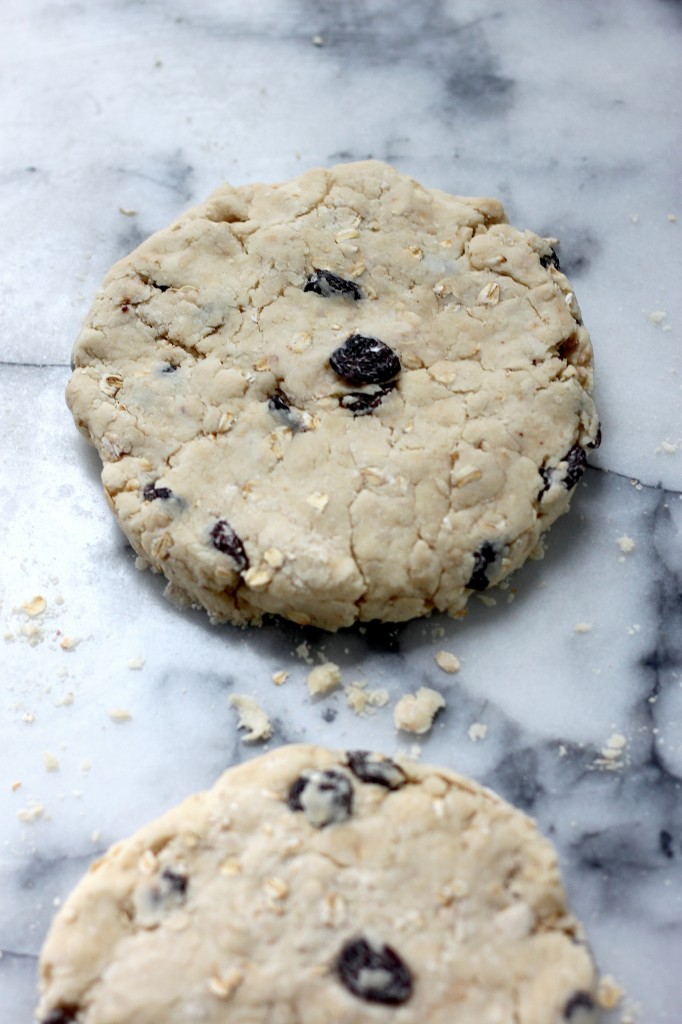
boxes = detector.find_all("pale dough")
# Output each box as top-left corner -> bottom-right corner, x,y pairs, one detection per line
37,744 -> 600,1024
67,161 -> 599,630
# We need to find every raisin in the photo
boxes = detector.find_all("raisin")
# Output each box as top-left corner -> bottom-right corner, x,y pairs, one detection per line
287,769 -> 353,827
268,389 -> 303,431
540,248 -> 561,271
160,866 -> 188,895
336,936 -> 413,1005
210,520 -> 249,571
143,483 -> 173,501
330,334 -> 401,386
304,269 -> 362,300
41,1008 -> 80,1024
346,751 -> 407,790
563,992 -> 599,1021
340,382 -> 396,416
587,425 -> 602,450
539,443 -> 588,497
153,282 -> 170,292
466,541 -> 497,591
563,444 -> 588,489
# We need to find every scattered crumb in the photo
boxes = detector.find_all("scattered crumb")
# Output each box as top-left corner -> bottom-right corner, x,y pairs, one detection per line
119,207 -> 138,216
597,973 -> 624,1010
345,681 -> 390,716
393,687 -> 445,735
11,780 -> 22,792
668,213 -> 678,222
56,691 -> 75,707
648,310 -> 667,325
594,732 -> 627,771
467,722 -> 488,743
306,662 -> 342,697
128,655 -> 145,670
629,213 -> 639,223
574,622 -> 592,634
271,670 -> 289,686
81,760 -> 91,773
230,694 -> 273,742
60,636 -> 81,651
478,594 -> 497,607
42,752 -> 59,773
656,440 -> 678,455
662,323 -> 672,332
17,802 -> 45,823
626,624 -> 641,636
91,830 -> 101,843
21,595 -> 46,617
312,34 -> 324,46
295,641 -> 313,665
616,535 -> 635,554
434,650 -> 460,674
22,712 -> 36,724
108,707 -> 132,723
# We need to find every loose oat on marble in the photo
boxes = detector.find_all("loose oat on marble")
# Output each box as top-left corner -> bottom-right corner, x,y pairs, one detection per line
37,744 -> 599,1024
67,161 -> 599,630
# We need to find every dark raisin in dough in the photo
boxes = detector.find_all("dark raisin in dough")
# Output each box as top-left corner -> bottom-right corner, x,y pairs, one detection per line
587,425 -> 602,450
162,363 -> 178,373
210,519 -> 249,571
346,750 -> 407,790
143,483 -> 173,501
540,248 -> 561,271
563,991 -> 599,1021
466,541 -> 497,591
563,444 -> 588,489
336,936 -> 413,1005
41,1009 -> 80,1024
160,867 -> 188,896
304,269 -> 362,300
330,334 -> 401,386
287,769 -> 353,827
267,389 -> 303,432
340,383 -> 396,416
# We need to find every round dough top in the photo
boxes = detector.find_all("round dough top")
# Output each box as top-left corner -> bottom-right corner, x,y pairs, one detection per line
37,744 -> 599,1024
67,161 -> 599,629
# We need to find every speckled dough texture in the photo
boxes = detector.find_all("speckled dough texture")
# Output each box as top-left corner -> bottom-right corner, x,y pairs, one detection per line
37,744 -> 599,1024
67,161 -> 599,629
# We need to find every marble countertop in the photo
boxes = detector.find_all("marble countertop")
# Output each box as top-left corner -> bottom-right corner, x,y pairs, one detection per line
1,0 -> 681,1020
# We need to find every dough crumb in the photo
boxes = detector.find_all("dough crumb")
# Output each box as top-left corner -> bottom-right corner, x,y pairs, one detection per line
656,440 -> 678,455
345,681 -> 390,716
434,650 -> 461,674
42,752 -> 59,773
574,622 -> 592,634
616,535 -> 635,554
295,641 -> 313,665
648,310 -> 667,324
230,694 -> 273,742
128,655 -> 145,670
467,722 -> 488,743
18,802 -> 45,823
306,662 -> 342,697
21,595 -> 46,617
597,973 -> 624,1010
594,733 -> 627,771
60,636 -> 81,651
108,707 -> 132,723
271,670 -> 289,686
394,687 -> 445,734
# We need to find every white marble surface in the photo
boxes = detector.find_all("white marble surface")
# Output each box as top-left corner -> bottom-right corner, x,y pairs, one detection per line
1,0 -> 681,1020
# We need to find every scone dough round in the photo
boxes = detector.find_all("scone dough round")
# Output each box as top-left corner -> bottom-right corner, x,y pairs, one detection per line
37,744 -> 599,1024
67,161 -> 599,629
